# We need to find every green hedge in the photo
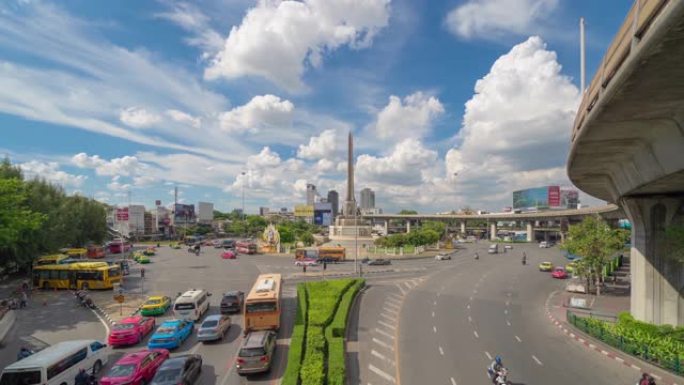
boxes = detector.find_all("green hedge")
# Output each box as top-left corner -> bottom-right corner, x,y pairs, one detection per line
307,279 -> 355,326
282,284 -> 309,385
301,326 -> 326,385
326,279 -> 365,385
569,311 -> 684,374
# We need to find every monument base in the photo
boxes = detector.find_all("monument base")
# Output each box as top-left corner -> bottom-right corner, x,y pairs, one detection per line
329,216 -> 373,242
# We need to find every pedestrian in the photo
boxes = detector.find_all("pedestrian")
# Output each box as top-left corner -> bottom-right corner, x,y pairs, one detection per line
323,261 -> 327,271
303,265 -> 307,274
140,267 -> 145,278
75,369 -> 89,385
638,373 -> 650,385
19,291 -> 27,308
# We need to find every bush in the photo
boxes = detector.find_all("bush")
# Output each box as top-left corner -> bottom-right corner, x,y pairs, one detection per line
330,280 -> 365,337
281,284 -> 309,385
326,279 -> 364,385
307,279 -> 355,326
300,326 -> 326,385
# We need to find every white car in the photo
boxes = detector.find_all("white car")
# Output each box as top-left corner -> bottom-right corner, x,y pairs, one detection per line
539,241 -> 553,248
435,254 -> 452,261
294,259 -> 319,267
504,245 -> 513,250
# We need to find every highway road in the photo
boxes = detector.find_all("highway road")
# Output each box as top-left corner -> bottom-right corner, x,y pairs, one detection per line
390,243 -> 637,385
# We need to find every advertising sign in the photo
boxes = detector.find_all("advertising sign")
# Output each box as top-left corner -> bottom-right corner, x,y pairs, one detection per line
116,208 -> 129,221
174,204 -> 196,222
560,188 -> 579,209
155,200 -> 161,206
314,202 -> 333,226
548,185 -> 561,208
513,187 -> 549,211
294,205 -> 314,217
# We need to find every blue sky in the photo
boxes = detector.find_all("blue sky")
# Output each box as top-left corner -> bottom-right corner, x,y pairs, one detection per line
0,0 -> 632,213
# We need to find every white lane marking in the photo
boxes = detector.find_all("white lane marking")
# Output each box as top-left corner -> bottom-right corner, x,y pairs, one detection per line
375,328 -> 395,340
506,320 -> 511,326
433,326 -> 437,333
437,292 -> 441,297
515,335 -> 522,343
380,312 -> 398,322
371,349 -> 395,365
385,301 -> 401,310
383,307 -> 399,315
378,320 -> 397,330
404,282 -> 412,290
485,351 -> 492,360
431,311 -> 435,318
90,307 -> 111,337
504,309 -> 508,315
532,355 -> 543,366
473,289 -> 478,294
439,346 -> 444,355
467,316 -> 472,323
372,337 -> 395,351
386,297 -> 402,305
433,300 -> 437,306
473,330 -> 479,338
389,293 -> 404,301
369,364 -> 396,383
469,296 -> 473,301
505,301 -> 510,306
507,292 -> 512,297
396,283 -> 407,295
466,304 -> 470,310
450,377 -> 457,385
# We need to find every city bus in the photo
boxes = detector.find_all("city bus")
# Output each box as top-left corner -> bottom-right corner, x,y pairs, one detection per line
65,248 -> 87,258
294,247 -> 318,260
244,274 -> 282,335
32,262 -> 122,290
318,246 -> 346,262
33,254 -> 69,267
236,240 -> 257,254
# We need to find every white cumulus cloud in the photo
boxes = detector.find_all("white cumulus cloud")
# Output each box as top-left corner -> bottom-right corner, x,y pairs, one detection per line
71,153 -> 143,177
373,92 -> 444,141
445,0 -> 558,39
445,36 -> 579,207
204,0 -> 391,91
219,95 -> 294,134
247,147 -> 282,169
20,160 -> 87,187
119,107 -> 162,128
297,129 -> 340,160
356,138 -> 438,186
166,109 -> 201,129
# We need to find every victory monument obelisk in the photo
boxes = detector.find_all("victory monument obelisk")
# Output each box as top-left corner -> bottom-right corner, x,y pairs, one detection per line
329,132 -> 372,242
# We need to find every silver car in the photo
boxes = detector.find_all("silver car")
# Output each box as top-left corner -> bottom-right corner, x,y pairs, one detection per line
197,315 -> 231,342
236,330 -> 277,375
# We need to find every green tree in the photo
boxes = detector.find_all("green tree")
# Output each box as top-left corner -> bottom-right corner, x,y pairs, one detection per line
562,216 -> 626,295
0,157 -> 22,179
0,179 -> 46,269
422,221 -> 446,237
398,209 -> 417,215
278,225 -> 295,244
299,231 -> 314,246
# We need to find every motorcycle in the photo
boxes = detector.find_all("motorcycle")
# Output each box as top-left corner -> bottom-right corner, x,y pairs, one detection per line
475,253 -> 480,260
522,257 -> 527,265
487,368 -> 511,385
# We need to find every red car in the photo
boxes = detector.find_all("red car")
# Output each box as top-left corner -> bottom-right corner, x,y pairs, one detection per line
100,349 -> 169,385
108,315 -> 156,347
221,250 -> 237,259
551,267 -> 568,279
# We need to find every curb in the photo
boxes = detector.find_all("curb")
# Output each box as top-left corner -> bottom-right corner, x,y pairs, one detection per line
92,302 -> 142,325
544,291 -> 681,385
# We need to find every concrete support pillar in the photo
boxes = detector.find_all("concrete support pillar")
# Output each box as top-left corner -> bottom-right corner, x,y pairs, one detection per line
384,220 -> 389,236
622,196 -> 684,325
460,221 -> 466,235
406,220 -> 411,234
490,222 -> 497,241
526,221 -> 534,242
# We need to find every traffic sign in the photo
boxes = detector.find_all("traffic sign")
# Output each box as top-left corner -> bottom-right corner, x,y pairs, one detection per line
113,294 -> 125,303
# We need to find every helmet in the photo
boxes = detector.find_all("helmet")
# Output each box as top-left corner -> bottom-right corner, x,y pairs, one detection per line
495,356 -> 502,364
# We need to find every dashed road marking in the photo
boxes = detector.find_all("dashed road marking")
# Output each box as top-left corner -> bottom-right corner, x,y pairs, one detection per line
506,320 -> 511,326
386,296 -> 402,305
504,309 -> 508,315
372,337 -> 395,351
485,351 -> 492,360
466,304 -> 470,310
433,300 -> 437,306
386,301 -> 401,310
450,377 -> 457,385
383,307 -> 399,315
371,349 -> 395,365
396,283 -> 407,295
473,330 -> 479,338
403,282 -> 412,290
433,326 -> 437,333
439,346 -> 444,355
515,335 -> 522,343
532,355 -> 543,366
467,316 -> 472,323
378,320 -> 397,330
389,293 -> 403,301
380,312 -> 398,322
469,296 -> 473,301
375,328 -> 395,340
369,364 -> 396,383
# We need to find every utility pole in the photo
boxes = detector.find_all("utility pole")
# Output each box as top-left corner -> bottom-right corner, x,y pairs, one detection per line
580,17 -> 586,93
241,171 -> 246,237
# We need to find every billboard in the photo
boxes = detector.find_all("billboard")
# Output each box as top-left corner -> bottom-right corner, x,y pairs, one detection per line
174,204 -> 196,224
513,187 -> 550,211
314,202 -> 333,226
294,205 -> 314,217
560,188 -> 579,208
548,186 -> 561,207
116,207 -> 129,221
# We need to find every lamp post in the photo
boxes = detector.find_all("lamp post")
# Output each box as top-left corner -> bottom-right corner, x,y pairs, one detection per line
354,204 -> 359,276
241,171 -> 246,237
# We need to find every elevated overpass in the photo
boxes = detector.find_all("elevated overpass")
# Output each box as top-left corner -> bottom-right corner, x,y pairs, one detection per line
567,0 -> 684,324
363,204 -> 623,242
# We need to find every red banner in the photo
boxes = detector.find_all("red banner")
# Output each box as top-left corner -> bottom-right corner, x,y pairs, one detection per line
116,208 -> 129,221
548,186 -> 561,208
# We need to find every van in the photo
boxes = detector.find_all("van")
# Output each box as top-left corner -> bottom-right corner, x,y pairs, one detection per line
0,340 -> 109,385
488,244 -> 498,254
174,289 -> 211,321
235,331 -> 277,375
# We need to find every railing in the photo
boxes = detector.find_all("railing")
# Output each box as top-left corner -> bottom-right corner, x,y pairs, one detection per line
572,0 -> 670,142
567,310 -> 684,375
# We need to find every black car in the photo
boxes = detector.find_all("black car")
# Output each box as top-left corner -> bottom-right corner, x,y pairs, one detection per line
368,259 -> 391,266
221,240 -> 236,250
220,290 -> 245,314
150,354 -> 202,385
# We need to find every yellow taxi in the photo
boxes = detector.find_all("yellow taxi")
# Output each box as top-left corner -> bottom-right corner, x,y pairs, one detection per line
140,295 -> 172,316
565,261 -> 578,275
538,261 -> 554,272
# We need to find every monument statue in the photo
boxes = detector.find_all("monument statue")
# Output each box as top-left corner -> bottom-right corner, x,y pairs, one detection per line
259,223 -> 281,253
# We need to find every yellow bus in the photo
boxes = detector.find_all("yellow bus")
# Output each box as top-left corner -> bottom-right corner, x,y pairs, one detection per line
65,248 -> 88,258
294,247 -> 318,260
32,262 -> 122,290
318,246 -> 346,262
33,254 -> 69,266
244,274 -> 282,335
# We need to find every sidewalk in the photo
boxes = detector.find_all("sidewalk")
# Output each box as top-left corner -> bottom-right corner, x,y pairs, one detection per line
547,289 -> 684,385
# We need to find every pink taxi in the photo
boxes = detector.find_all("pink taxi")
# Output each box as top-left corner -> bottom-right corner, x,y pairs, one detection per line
108,315 -> 156,347
100,349 -> 169,385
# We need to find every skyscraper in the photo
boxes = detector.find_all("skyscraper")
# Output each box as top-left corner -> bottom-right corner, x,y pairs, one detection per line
360,188 -> 375,210
327,190 -> 339,217
306,183 -> 317,206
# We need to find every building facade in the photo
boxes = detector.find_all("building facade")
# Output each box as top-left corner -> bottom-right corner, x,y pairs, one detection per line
128,205 -> 146,235
327,190 -> 339,218
197,202 -> 214,224
306,184 -> 317,206
259,207 -> 270,216
360,188 -> 375,210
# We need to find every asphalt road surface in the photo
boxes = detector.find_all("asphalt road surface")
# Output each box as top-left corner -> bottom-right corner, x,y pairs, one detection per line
394,243 -> 637,385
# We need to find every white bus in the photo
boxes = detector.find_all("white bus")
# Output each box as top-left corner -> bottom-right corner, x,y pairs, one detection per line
0,340 -> 109,385
174,289 -> 211,321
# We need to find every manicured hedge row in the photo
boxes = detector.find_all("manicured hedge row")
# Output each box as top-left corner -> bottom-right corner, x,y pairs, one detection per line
281,284 -> 309,385
330,279 -> 365,338
307,279 -> 355,326
301,326 -> 326,385
326,279 -> 365,385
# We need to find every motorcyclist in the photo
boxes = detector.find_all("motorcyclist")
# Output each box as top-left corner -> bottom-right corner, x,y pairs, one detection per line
522,254 -> 527,265
475,252 -> 480,260
17,347 -> 33,361
494,367 -> 509,385
193,243 -> 201,255
639,373 -> 656,385
487,356 -> 505,383
74,369 -> 89,385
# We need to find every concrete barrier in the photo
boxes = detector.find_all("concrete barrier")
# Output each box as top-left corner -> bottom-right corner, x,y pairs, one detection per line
0,308 -> 16,344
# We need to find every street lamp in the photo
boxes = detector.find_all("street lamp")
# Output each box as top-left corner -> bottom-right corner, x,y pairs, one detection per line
241,171 -> 246,237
